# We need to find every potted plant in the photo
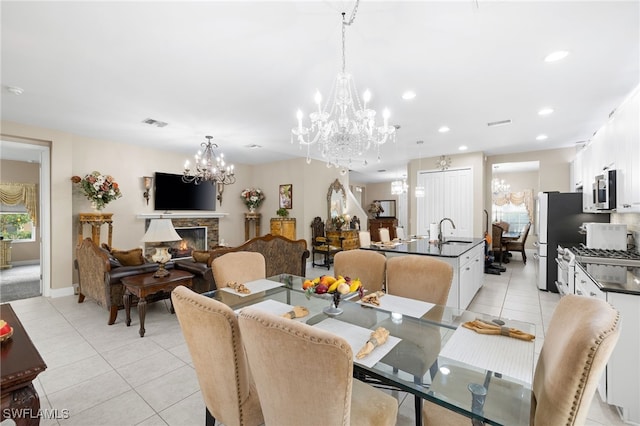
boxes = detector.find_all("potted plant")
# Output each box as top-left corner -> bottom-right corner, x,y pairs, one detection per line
276,208 -> 289,218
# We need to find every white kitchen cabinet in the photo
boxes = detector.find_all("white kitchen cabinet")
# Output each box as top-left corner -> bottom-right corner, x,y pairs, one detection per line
580,144 -> 596,212
575,263 -> 640,424
614,87 -> 640,212
457,243 -> 485,309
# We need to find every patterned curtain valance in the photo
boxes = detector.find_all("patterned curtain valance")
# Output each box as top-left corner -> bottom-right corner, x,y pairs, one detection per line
0,182 -> 38,226
492,189 -> 534,223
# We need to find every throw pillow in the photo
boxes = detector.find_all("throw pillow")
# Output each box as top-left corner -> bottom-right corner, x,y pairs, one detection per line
112,248 -> 145,266
99,246 -> 122,268
192,250 -> 210,263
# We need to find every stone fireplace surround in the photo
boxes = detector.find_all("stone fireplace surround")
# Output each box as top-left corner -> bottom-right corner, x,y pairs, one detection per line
137,213 -> 227,257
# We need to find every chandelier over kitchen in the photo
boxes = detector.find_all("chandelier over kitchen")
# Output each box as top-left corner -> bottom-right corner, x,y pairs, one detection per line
182,136 -> 236,199
291,0 -> 396,169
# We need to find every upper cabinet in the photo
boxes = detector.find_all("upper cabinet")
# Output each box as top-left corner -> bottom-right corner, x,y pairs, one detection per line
579,86 -> 639,213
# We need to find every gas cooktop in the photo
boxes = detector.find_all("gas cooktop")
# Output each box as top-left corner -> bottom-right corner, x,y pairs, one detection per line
570,246 -> 640,267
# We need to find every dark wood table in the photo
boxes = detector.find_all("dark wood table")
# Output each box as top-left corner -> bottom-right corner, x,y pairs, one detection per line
1,303 -> 47,426
122,269 -> 194,337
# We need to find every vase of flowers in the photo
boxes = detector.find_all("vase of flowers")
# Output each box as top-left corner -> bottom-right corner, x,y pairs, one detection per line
71,171 -> 122,211
241,188 -> 265,212
367,200 -> 384,219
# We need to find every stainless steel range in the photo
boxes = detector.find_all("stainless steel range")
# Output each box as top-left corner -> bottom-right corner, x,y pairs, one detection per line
570,246 -> 640,267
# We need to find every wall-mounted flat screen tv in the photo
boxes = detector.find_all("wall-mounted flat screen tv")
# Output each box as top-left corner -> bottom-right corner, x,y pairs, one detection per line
154,172 -> 216,211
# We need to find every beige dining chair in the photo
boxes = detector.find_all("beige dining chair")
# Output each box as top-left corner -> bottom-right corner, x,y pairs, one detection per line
379,227 -> 391,243
212,251 -> 266,286
334,249 -> 386,292
385,255 -> 453,305
358,230 -> 371,247
395,226 -> 406,240
237,307 -> 398,426
422,294 -> 621,426
171,286 -> 264,426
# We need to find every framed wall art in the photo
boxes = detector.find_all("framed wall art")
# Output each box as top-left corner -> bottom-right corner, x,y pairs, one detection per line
279,184 -> 292,209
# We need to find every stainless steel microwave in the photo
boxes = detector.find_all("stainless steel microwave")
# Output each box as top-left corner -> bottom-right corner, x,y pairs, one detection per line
592,170 -> 617,210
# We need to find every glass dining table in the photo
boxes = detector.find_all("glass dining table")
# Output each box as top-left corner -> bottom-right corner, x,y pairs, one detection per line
202,275 -> 535,426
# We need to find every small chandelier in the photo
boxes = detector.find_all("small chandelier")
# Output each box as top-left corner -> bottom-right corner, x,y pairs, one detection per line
492,177 -> 510,194
391,179 -> 408,195
182,136 -> 236,204
292,0 -> 396,169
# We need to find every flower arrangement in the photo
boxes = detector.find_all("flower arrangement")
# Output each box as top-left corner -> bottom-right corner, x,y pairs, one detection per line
71,171 -> 122,210
367,200 -> 384,218
331,214 -> 348,230
240,187 -> 265,210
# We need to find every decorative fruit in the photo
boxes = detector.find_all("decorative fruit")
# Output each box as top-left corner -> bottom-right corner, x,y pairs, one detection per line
337,282 -> 350,294
349,279 -> 362,293
0,320 -> 11,336
315,284 -> 329,294
302,279 -> 314,290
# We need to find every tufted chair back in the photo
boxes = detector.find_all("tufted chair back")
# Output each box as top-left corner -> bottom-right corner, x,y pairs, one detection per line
212,251 -> 266,287
334,249 -> 386,293
238,307 -> 398,426
386,255 -> 453,305
531,294 -> 620,425
171,286 -> 263,426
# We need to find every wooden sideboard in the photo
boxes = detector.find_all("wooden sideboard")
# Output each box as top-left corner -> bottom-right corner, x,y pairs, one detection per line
270,218 -> 296,240
369,218 -> 398,242
327,229 -> 359,250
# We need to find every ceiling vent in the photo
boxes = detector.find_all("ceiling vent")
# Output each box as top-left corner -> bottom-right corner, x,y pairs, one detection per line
142,118 -> 168,128
487,119 -> 512,127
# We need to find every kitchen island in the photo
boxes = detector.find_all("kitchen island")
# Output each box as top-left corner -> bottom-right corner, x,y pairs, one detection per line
362,237 -> 486,309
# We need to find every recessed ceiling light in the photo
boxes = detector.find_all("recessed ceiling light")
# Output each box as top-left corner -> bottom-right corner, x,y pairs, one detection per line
538,108 -> 554,116
438,126 -> 450,133
402,91 -> 416,100
458,145 -> 468,151
536,134 -> 548,141
544,51 -> 569,62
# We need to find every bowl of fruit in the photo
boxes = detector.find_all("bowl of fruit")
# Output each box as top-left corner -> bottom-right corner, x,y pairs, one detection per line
302,275 -> 364,316
0,320 -> 13,343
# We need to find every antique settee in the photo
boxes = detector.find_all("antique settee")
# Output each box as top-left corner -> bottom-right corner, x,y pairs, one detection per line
174,233 -> 310,291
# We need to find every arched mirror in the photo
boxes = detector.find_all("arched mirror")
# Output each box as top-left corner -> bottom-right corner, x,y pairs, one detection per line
327,179 -> 346,219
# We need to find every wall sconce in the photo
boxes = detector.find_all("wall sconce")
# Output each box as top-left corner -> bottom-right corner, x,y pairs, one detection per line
142,176 -> 153,205
216,181 -> 225,205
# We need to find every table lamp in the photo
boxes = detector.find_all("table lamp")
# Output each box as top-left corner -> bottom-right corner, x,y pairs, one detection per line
141,219 -> 181,278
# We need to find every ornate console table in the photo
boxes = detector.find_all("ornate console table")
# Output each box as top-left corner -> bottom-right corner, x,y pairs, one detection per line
1,303 -> 48,426
244,213 -> 261,241
77,212 -> 113,247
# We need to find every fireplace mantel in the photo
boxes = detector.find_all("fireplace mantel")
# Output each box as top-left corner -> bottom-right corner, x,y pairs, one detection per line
136,212 -> 228,220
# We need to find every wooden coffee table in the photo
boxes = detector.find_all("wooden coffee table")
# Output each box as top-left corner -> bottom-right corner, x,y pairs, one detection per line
122,269 -> 194,337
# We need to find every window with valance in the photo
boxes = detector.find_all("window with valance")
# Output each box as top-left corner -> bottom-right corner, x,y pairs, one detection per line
0,182 -> 38,226
491,189 -> 534,233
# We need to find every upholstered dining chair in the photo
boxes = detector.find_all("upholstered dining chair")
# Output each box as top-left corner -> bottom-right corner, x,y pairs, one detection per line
491,223 -> 506,265
358,231 -> 371,247
334,249 -> 386,293
379,227 -> 391,243
395,226 -> 406,240
171,286 -> 264,426
211,251 -> 266,287
237,307 -> 398,426
505,222 -> 531,264
422,294 -> 621,426
385,255 -> 453,305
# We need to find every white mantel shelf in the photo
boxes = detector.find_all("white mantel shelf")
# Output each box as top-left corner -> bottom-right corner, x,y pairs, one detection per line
137,212 -> 228,219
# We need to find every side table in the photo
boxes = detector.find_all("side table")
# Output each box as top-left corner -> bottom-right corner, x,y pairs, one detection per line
1,303 -> 48,426
244,212 -> 261,241
77,212 -> 113,247
121,269 -> 194,337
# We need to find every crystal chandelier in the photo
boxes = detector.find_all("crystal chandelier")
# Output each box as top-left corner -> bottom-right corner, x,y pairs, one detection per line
492,177 -> 510,194
391,179 -> 408,195
292,0 -> 396,169
182,135 -> 236,205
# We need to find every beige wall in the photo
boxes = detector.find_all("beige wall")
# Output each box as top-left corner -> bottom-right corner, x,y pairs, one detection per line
0,159 -> 40,262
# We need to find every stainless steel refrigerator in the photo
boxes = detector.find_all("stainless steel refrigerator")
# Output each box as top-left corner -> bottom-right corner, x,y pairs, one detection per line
535,192 -> 609,292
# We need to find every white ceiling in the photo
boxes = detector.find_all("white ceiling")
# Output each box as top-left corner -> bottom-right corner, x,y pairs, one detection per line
1,1 -> 638,182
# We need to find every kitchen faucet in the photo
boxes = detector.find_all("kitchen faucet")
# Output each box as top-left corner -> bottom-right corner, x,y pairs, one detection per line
438,218 -> 456,243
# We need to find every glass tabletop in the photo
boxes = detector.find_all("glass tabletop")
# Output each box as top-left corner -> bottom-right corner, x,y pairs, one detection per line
203,274 -> 535,426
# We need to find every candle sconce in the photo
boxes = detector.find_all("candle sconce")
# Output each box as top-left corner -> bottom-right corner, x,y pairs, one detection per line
142,176 -> 153,205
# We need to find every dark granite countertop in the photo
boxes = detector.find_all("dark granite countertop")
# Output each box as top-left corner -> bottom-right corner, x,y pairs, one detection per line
577,261 -> 640,296
361,237 -> 485,258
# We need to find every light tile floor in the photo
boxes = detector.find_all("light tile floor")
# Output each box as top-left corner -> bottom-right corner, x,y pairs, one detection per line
0,252 -> 626,426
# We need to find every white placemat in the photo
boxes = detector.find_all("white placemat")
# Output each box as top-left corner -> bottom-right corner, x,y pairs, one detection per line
371,242 -> 402,248
358,294 -> 435,319
219,278 -> 284,297
440,326 -> 534,385
235,299 -> 309,322
313,318 -> 402,368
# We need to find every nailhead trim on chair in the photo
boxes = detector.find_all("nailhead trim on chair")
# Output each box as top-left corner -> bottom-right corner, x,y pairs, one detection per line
174,291 -> 254,425
566,309 -> 620,426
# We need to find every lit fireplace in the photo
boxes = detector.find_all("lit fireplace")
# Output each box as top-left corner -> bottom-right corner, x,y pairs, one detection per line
144,226 -> 207,260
